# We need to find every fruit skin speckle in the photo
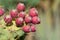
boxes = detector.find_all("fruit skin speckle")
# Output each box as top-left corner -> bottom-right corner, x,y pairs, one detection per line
0,8 -> 4,16
15,17 -> 24,26
32,16 -> 40,24
10,9 -> 18,18
29,8 -> 38,17
4,15 -> 12,24
17,3 -> 25,11
22,25 -> 36,33
18,11 -> 26,18
22,25 -> 31,33
25,15 -> 32,23
31,25 -> 36,32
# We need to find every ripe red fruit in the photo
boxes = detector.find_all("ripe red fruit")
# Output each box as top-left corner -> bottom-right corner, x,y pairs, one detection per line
31,25 -> 36,32
29,8 -> 38,17
0,8 -> 4,16
25,15 -> 32,23
18,11 -> 25,18
15,17 -> 24,26
17,3 -> 25,11
4,15 -> 12,24
22,25 -> 30,33
32,16 -> 40,24
10,9 -> 18,18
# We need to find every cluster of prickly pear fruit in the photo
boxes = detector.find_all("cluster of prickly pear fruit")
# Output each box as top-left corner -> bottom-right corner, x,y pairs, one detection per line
0,3 -> 40,33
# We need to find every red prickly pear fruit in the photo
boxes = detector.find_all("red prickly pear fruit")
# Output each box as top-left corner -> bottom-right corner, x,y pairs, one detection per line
10,9 -> 18,18
25,15 -> 32,23
22,25 -> 30,33
15,17 -> 24,26
31,25 -> 36,32
4,15 -> 12,24
29,8 -> 38,17
0,8 -> 4,16
17,3 -> 25,11
32,16 -> 40,24
18,11 -> 26,18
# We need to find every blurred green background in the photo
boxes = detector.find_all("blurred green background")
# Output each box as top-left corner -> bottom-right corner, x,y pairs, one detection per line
0,0 -> 60,40
35,0 -> 60,40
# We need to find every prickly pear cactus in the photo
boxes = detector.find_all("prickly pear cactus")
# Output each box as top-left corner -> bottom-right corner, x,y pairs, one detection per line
0,0 -> 40,40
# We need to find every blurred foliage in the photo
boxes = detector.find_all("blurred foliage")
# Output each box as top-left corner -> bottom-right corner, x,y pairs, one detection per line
0,0 -> 18,10
0,0 -> 40,10
24,0 -> 40,7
